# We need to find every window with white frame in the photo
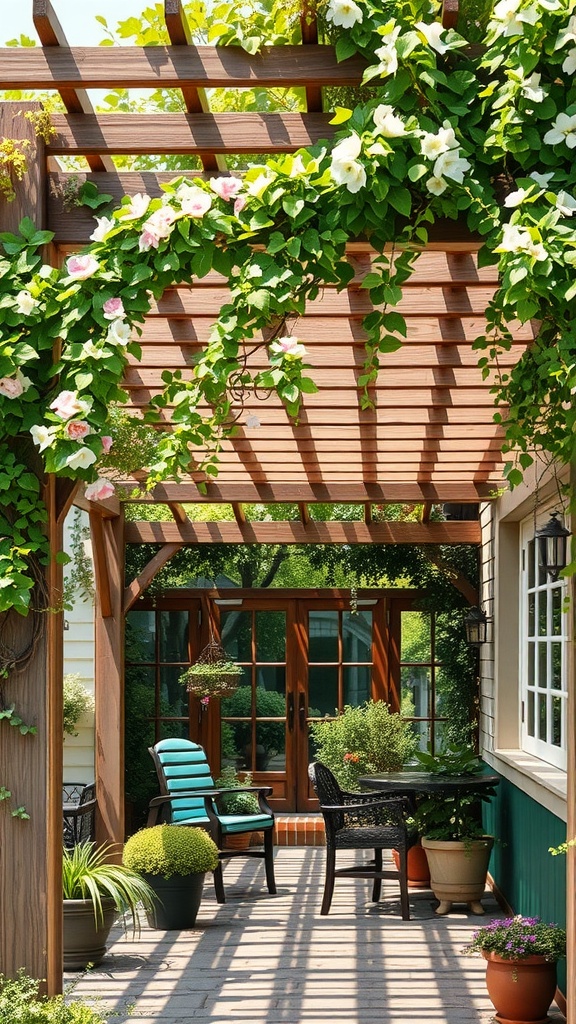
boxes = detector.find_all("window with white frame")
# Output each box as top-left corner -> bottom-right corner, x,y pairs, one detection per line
520,513 -> 568,770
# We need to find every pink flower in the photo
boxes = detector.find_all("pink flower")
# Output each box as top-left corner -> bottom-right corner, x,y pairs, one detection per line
66,254 -> 100,280
102,297 -> 125,320
178,185 -> 212,218
50,390 -> 90,420
85,478 -> 115,501
234,195 -> 247,216
142,207 -> 177,241
0,376 -> 24,398
65,420 -> 91,440
101,435 -> 113,454
138,230 -> 159,253
210,176 -> 243,201
270,335 -> 307,360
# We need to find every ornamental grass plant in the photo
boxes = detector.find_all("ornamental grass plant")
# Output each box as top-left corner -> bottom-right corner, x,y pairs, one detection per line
463,916 -> 566,962
62,841 -> 156,930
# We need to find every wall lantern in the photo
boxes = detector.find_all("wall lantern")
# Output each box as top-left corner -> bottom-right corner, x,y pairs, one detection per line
536,511 -> 571,581
463,606 -> 489,647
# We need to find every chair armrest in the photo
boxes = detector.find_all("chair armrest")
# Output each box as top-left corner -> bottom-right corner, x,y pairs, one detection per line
62,799 -> 97,820
146,790 -> 222,826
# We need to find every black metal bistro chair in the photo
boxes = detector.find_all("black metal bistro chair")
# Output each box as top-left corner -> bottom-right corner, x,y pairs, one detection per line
309,761 -> 417,919
62,782 -> 96,848
147,738 -> 276,904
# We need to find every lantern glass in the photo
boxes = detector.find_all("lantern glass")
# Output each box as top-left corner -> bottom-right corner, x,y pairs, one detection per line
464,607 -> 488,647
536,512 -> 570,582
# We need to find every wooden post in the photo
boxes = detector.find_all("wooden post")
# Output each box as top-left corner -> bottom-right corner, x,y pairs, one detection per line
0,103 -> 65,993
92,508 -> 125,850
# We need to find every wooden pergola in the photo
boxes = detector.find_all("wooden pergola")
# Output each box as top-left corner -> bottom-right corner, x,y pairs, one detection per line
3,0 -> 571,1009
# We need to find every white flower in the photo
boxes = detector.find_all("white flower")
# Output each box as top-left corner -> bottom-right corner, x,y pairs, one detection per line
81,340 -> 105,360
504,188 -> 528,207
15,369 -> 32,392
555,14 -> 576,49
372,104 -> 407,137
177,184 -> 212,217
544,112 -> 576,148
269,336 -> 307,359
433,148 -> 471,183
50,390 -> 91,419
118,192 -> 151,220
496,223 -> 547,260
245,414 -> 261,429
66,255 -> 99,280
529,171 -> 555,188
374,42 -> 398,77
325,0 -> 363,28
14,290 -> 39,316
520,72 -> 545,103
415,20 -> 451,53
420,125 -> 457,159
244,170 -> 275,197
89,216 -> 115,242
330,135 -> 366,192
426,175 -> 448,195
562,47 -> 576,74
106,318 -> 132,347
492,0 -> 539,36
65,447 -> 98,471
30,424 -> 56,452
555,190 -> 576,216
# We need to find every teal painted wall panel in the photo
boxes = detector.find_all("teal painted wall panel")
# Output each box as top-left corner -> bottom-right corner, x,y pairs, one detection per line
483,773 -> 567,992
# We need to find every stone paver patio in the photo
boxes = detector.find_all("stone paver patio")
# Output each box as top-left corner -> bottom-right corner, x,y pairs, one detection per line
66,847 -> 565,1024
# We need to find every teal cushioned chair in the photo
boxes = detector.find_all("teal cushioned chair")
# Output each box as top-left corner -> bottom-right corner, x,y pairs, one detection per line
147,738 -> 276,903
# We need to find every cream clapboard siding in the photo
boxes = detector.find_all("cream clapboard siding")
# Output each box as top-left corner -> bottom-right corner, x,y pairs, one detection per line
63,509 -> 95,786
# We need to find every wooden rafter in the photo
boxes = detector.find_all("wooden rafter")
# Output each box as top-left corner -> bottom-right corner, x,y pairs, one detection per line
124,481 -> 499,503
124,543 -> 184,613
232,502 -> 246,525
32,0 -> 114,173
89,513 -> 113,618
125,520 -> 481,545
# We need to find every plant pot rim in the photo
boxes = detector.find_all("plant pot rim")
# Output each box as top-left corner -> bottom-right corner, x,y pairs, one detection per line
421,835 -> 494,850
63,896 -> 116,908
482,952 -> 559,965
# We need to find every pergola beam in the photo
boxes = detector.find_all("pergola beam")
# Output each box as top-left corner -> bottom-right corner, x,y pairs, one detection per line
125,520 -> 481,545
122,481 -> 496,503
0,44 -> 367,89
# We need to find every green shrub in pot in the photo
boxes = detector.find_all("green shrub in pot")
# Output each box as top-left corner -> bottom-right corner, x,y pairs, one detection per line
214,766 -> 261,815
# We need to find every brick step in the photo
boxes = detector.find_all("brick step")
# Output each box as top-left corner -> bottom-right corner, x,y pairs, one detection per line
274,815 -> 325,847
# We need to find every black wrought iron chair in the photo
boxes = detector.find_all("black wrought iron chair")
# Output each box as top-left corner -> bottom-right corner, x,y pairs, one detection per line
147,738 -> 276,904
62,782 -> 96,848
309,761 -> 417,919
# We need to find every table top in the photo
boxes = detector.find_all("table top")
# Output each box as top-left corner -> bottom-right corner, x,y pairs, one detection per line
359,770 -> 500,794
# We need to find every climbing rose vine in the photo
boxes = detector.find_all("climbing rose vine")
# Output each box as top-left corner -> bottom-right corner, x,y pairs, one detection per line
2,0 -> 576,613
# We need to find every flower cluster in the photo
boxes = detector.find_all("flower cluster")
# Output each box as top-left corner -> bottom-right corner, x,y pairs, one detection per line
463,916 -> 566,962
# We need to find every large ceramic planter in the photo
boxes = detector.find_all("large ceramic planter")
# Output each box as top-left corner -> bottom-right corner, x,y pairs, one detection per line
482,952 -> 558,1024
142,872 -> 206,929
63,897 -> 117,970
421,835 -> 494,914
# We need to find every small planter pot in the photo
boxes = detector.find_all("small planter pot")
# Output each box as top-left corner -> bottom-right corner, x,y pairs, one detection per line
482,952 -> 558,1024
142,872 -> 206,929
392,841 -> 430,889
421,835 -> 494,914
63,897 -> 117,971
224,832 -> 252,850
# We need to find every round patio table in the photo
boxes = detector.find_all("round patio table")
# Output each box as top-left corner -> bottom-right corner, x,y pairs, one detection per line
359,770 -> 500,800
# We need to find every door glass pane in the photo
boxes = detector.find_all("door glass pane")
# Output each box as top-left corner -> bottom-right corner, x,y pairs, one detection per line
538,592 -> 548,636
342,611 -> 372,661
344,665 -> 370,705
528,594 -> 535,636
256,611 -> 286,661
552,588 -> 562,636
309,665 -> 338,715
221,610 -> 252,661
257,721 -> 286,771
126,611 -> 155,661
309,611 -> 338,661
538,643 -> 547,687
256,669 -> 286,708
410,719 -> 431,753
527,540 -> 535,588
552,696 -> 562,747
527,690 -> 535,736
401,666 -> 431,718
528,642 -> 535,685
434,667 -> 449,715
538,693 -> 547,740
159,720 -> 189,740
401,611 -> 431,661
551,642 -> 562,690
158,610 -> 189,662
222,720 -> 251,770
159,665 -> 188,718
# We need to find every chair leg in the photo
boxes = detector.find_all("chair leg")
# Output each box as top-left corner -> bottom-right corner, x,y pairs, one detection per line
372,848 -> 382,903
213,860 -> 226,904
321,846 -> 336,915
264,828 -> 277,894
398,845 -> 410,921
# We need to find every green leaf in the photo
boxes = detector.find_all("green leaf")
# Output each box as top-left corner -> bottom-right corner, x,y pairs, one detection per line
329,107 -> 353,125
388,188 -> 412,217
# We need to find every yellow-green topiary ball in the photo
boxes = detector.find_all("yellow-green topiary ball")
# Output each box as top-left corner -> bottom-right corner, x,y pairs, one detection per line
123,825 -> 219,878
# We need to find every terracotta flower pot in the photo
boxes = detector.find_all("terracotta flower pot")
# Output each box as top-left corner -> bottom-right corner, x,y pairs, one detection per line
224,832 -> 252,850
482,952 -> 558,1024
392,842 -> 430,888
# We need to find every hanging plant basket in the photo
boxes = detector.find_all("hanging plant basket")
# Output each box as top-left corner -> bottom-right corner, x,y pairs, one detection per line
178,641 -> 243,699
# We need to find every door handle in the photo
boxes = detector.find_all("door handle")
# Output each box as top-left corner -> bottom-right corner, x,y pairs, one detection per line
287,692 -> 294,731
298,693 -> 306,728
